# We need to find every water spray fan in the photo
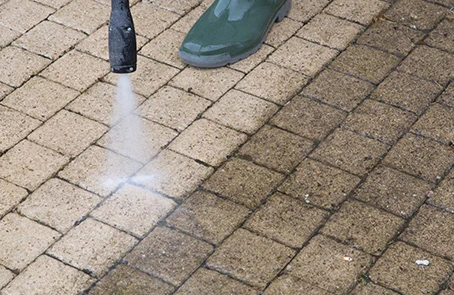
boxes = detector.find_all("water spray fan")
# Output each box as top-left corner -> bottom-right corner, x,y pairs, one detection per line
108,0 -> 137,73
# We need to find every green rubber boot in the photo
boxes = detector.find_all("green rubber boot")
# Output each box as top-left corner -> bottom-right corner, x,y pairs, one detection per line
179,0 -> 291,68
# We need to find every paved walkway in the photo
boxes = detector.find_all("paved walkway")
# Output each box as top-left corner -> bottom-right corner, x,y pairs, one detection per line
1,0 -> 454,293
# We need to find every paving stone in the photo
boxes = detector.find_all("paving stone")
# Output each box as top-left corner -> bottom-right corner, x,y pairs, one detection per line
175,268 -> 260,295
170,2 -> 210,34
269,37 -> 338,76
302,69 -> 374,111
383,133 -> 454,182
13,21 -> 85,60
151,0 -> 201,15
139,29 -> 186,69
48,218 -> 137,277
125,226 -> 213,286
244,192 -> 328,248
131,2 -> 180,39
167,190 -> 250,244
357,19 -> 425,57
0,46 -> 51,87
0,25 -> 21,47
133,149 -> 213,199
137,86 -> 211,132
238,125 -> 314,173
439,82 -> 454,108
426,19 -> 454,53
370,70 -> 443,114
29,109 -> 108,157
287,0 -> 329,23
169,119 -> 247,166
228,44 -> 274,73
440,290 -> 454,295
397,46 -> 454,85
330,45 -> 401,84
297,14 -> 363,50
321,200 -> 404,255
0,265 -> 14,289
384,0 -> 446,30
342,99 -> 417,144
169,67 -> 244,101
207,228 -> 294,288
270,96 -> 346,141
235,62 -> 308,105
41,50 -> 109,92
369,242 -> 453,295
33,0 -> 71,9
429,168 -> 454,213
2,255 -> 94,295
0,105 -> 41,153
0,140 -> 68,191
286,234 -> 373,294
428,0 -> 454,7
265,17 -> 303,48
203,89 -> 278,134
263,274 -> 331,295
325,0 -> 389,25
350,282 -> 400,294
0,179 -> 28,218
2,76 -> 80,121
0,213 -> 60,271
0,82 -> 13,100
18,178 -> 101,233
203,158 -> 284,209
412,103 -> 454,145
58,145 -> 142,197
352,166 -> 432,218
89,264 -> 175,295
311,128 -> 389,176
0,0 -> 54,33
280,158 -> 361,210
49,0 -> 109,34
401,205 -> 454,260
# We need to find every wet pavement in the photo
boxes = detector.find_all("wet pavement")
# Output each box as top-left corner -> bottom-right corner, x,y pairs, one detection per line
1,0 -> 454,294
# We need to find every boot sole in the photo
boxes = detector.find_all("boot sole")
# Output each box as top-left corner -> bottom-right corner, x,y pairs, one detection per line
179,0 -> 291,68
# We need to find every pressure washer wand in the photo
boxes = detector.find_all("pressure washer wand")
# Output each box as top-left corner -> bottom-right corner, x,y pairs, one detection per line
108,0 -> 137,73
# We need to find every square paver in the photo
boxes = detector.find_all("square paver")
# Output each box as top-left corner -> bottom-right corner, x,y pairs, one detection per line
412,103 -> 454,145
0,140 -> 68,190
139,29 -> 186,69
351,282 -> 399,294
321,200 -> 404,255
0,265 -> 14,289
352,166 -> 432,218
203,158 -> 284,209
169,67 -> 244,101
384,0 -> 446,30
91,184 -> 176,238
175,268 -> 259,295
2,255 -> 94,295
286,234 -> 373,294
370,70 -> 443,114
133,149 -> 213,199
342,99 -> 417,144
131,2 -> 180,39
168,119 -> 247,166
0,213 -> 60,271
2,76 -> 80,121
48,218 -> 137,277
124,226 -> 213,286
426,20 -> 454,53
369,242 -> 453,295
268,37 -> 338,76
311,128 -> 389,176
137,86 -> 211,132
28,109 -> 108,157
0,0 -> 54,33
279,158 -> 361,210
0,105 -> 41,153
228,44 -> 274,73
265,17 -> 303,48
429,168 -> 454,213
439,82 -> 454,108
397,46 -> 454,85
0,24 -> 21,47
244,192 -> 328,248
270,96 -> 346,141
207,228 -> 295,288
0,179 -> 28,218
330,45 -> 401,84
297,14 -> 363,50
235,62 -> 309,105
0,46 -> 51,87
238,124 -> 314,173
12,21 -> 86,60
287,0 -> 329,23
324,0 -> 389,25
383,133 -> 454,182
357,20 -> 425,57
302,69 -> 374,111
89,264 -> 174,295
166,190 -> 250,244
18,178 -> 101,233
203,89 -> 278,134
41,50 -> 109,92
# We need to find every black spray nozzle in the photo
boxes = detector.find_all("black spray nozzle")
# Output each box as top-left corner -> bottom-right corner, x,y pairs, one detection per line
108,0 -> 137,73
